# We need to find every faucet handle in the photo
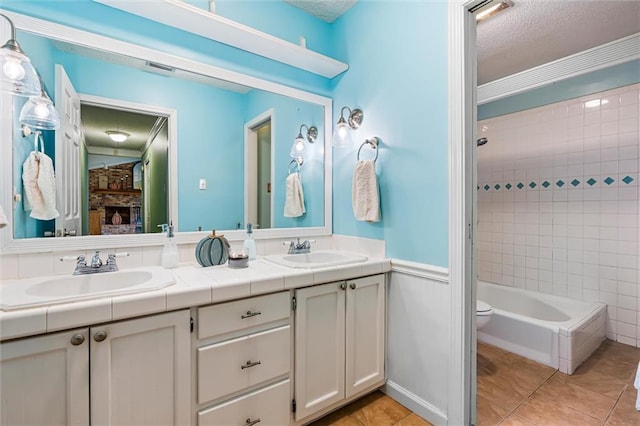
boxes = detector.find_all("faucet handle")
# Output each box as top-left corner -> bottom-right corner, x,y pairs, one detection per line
106,252 -> 129,265
60,255 -> 86,266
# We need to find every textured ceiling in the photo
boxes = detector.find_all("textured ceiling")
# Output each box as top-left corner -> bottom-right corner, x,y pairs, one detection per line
283,0 -> 357,23
284,0 -> 639,85
477,0 -> 640,85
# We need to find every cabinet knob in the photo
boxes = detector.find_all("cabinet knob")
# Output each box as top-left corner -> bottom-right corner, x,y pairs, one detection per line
340,283 -> 347,290
245,418 -> 261,426
93,331 -> 108,342
70,334 -> 85,346
241,310 -> 262,319
349,283 -> 356,290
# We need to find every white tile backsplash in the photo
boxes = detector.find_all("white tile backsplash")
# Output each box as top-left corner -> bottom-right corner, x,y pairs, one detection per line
478,83 -> 640,347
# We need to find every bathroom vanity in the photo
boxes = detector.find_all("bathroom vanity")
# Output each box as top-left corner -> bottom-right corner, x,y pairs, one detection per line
0,257 -> 389,426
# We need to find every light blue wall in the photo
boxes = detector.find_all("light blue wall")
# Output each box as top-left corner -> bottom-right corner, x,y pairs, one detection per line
245,90 -> 325,229
331,1 -> 449,266
479,60 -> 640,120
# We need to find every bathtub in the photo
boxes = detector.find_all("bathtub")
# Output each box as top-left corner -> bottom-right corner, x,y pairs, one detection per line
477,281 -> 606,374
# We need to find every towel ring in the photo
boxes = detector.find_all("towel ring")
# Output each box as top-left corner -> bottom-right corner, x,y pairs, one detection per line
288,158 -> 303,174
357,137 -> 380,163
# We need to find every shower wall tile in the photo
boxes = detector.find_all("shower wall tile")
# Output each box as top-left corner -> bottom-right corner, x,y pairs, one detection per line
478,83 -> 640,348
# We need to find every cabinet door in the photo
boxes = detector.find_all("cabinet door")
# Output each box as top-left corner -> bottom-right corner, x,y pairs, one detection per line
345,275 -> 386,398
0,329 -> 89,426
90,310 -> 191,426
295,282 -> 346,421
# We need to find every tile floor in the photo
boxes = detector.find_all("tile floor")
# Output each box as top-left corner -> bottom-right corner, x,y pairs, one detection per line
311,339 -> 640,426
477,339 -> 640,425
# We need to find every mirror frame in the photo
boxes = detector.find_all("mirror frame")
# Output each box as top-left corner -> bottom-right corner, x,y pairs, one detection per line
0,11 -> 333,254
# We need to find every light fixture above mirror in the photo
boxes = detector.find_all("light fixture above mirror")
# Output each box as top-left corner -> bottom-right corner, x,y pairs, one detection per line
0,13 -> 40,97
332,106 -> 363,147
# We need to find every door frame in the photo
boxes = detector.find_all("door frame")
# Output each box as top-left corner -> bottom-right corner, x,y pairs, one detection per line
448,1 -> 482,425
79,94 -> 178,232
244,108 -> 275,229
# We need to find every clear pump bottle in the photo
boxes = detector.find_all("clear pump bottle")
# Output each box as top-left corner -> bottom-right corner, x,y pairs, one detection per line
159,223 -> 179,268
243,223 -> 257,260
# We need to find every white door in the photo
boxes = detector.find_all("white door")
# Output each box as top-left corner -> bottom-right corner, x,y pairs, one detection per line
295,282 -> 346,421
0,329 -> 89,425
345,274 -> 386,398
90,310 -> 191,426
55,64 -> 82,236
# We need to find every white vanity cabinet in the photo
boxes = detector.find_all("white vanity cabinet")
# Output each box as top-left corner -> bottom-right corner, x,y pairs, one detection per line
195,291 -> 292,426
294,274 -> 386,422
0,310 -> 191,426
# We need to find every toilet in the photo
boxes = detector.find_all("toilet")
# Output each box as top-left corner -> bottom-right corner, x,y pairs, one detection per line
477,299 -> 494,329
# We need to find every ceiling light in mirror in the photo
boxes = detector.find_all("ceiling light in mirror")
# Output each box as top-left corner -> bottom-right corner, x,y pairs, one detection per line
105,130 -> 131,142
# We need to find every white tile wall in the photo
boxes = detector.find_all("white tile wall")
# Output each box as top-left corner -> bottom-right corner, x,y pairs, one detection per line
478,83 -> 640,347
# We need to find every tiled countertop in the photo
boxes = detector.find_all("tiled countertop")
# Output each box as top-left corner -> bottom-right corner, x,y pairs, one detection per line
0,256 -> 390,341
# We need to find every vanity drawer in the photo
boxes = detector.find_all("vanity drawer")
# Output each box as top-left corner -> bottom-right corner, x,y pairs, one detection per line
198,379 -> 290,426
198,325 -> 290,404
198,292 -> 290,339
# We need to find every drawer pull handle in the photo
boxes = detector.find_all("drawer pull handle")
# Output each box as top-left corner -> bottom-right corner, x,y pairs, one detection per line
241,360 -> 262,369
245,418 -> 261,426
93,331 -> 107,342
241,310 -> 262,319
70,334 -> 85,346
350,282 -> 356,290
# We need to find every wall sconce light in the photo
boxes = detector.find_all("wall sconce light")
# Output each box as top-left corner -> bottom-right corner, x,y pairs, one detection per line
0,13 -> 41,96
332,106 -> 364,147
106,130 -> 130,143
289,124 -> 317,160
19,84 -> 61,130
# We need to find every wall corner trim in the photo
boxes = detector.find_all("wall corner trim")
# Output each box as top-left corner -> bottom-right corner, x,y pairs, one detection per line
390,259 -> 449,283
478,32 -> 640,105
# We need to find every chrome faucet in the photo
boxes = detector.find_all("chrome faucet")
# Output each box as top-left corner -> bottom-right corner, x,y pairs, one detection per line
61,251 -> 129,275
286,238 -> 314,255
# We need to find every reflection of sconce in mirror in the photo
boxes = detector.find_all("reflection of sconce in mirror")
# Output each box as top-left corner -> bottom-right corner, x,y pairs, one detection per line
0,13 -> 41,96
332,106 -> 364,147
289,124 -> 317,160
1,14 -> 61,130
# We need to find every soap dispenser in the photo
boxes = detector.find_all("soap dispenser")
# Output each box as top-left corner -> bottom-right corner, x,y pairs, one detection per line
159,223 -> 179,268
243,223 -> 257,260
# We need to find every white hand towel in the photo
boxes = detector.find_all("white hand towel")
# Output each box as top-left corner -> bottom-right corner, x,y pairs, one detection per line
22,152 -> 59,221
352,159 -> 380,222
0,204 -> 8,229
284,172 -> 306,218
634,361 -> 640,410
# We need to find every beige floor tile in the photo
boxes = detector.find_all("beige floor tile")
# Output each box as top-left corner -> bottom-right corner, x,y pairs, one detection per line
477,396 -> 510,426
535,374 -> 617,422
394,413 -> 433,426
593,340 -> 640,367
606,386 -> 640,426
497,414 -> 538,426
513,394 -> 602,426
478,342 -> 507,369
351,394 -> 411,426
556,360 -> 629,399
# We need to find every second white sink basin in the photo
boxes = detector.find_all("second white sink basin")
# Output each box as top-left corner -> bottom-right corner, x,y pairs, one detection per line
1,267 -> 175,311
264,250 -> 368,269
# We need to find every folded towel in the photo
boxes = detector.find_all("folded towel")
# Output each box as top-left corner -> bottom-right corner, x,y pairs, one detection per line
22,151 -> 59,221
352,159 -> 380,222
284,172 -> 306,218
0,204 -> 8,229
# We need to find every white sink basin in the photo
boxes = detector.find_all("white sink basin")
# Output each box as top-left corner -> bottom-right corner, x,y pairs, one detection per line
264,250 -> 368,269
0,267 -> 175,311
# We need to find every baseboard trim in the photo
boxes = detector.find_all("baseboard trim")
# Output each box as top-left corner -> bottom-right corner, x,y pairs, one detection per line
382,380 -> 448,425
390,259 -> 449,283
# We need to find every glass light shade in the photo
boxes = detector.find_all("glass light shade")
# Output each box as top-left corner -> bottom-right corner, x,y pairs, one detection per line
0,47 -> 41,97
289,136 -> 306,159
19,94 -> 61,130
332,120 -> 352,147
106,130 -> 130,142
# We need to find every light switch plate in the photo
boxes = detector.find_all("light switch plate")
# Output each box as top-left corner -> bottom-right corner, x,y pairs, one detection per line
199,178 -> 207,190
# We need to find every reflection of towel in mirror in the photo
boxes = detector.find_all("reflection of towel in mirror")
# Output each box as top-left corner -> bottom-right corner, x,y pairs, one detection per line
22,151 -> 59,220
352,159 -> 380,222
284,172 -> 306,218
0,204 -> 8,229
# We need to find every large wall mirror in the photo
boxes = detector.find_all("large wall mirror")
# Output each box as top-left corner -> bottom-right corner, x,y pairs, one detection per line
0,11 -> 332,253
